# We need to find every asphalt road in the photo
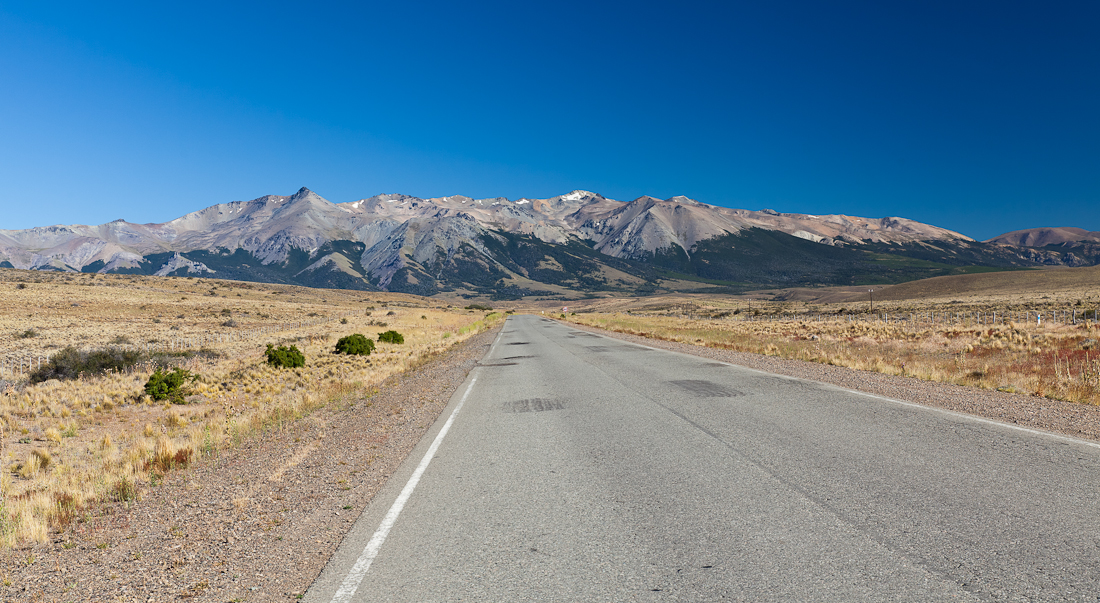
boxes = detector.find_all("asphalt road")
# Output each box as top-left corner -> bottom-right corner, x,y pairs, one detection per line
306,314 -> 1100,602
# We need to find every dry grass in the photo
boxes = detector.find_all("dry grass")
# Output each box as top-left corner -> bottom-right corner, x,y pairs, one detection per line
566,292 -> 1100,409
0,269 -> 501,548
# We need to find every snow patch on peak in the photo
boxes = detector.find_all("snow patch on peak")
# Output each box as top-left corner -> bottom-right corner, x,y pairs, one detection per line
562,190 -> 594,202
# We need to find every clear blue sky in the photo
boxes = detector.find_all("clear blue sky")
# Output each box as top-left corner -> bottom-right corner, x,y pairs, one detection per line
1,1 -> 1097,240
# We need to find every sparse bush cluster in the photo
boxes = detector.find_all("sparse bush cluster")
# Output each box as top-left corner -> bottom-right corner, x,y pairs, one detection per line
0,274 -> 506,549
334,333 -> 374,356
265,343 -> 305,368
144,367 -> 198,404
377,330 -> 404,344
29,346 -> 143,383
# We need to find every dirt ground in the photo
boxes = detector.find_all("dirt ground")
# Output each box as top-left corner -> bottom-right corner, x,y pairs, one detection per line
10,316 -> 1100,602
1,327 -> 498,602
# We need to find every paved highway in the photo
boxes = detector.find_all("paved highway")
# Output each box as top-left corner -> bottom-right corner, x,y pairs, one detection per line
307,314 -> 1100,601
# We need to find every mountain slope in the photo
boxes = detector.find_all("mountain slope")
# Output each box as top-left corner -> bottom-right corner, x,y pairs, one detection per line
1,187 -> 1093,297
984,227 -> 1100,267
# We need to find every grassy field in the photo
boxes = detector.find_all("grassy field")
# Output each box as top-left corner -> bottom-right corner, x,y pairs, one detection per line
557,266 -> 1100,415
0,269 -> 502,547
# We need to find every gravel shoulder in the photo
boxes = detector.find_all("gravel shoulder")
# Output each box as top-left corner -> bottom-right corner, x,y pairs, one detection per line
568,320 -> 1100,443
1,327 -> 499,602
10,318 -> 1099,601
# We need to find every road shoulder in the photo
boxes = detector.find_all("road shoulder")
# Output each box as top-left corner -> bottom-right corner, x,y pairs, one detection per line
1,327 -> 500,602
564,320 -> 1100,443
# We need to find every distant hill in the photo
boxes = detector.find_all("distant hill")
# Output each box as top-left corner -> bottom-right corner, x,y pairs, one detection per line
1,187 -> 1095,299
983,227 -> 1100,268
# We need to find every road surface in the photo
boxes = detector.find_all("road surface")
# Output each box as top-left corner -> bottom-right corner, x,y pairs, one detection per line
306,314 -> 1100,601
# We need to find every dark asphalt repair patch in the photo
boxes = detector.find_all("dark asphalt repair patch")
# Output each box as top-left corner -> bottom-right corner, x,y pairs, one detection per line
506,342 -> 530,345
669,380 -> 744,398
502,355 -> 534,360
504,398 -> 566,413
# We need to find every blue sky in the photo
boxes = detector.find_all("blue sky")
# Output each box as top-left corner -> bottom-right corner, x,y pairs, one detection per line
1,1 -> 1096,240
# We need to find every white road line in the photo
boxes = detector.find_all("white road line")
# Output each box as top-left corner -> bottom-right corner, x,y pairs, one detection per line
578,325 -> 1100,452
329,377 -> 475,603
329,322 -> 506,603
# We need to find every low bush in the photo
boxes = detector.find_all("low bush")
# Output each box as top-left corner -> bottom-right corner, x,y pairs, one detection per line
377,330 -> 404,344
334,333 -> 374,356
265,344 -> 305,368
144,367 -> 198,404
29,346 -> 143,383
465,304 -> 492,311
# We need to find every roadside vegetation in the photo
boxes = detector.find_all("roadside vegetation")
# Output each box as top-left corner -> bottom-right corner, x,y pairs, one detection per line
564,293 -> 1100,407
0,269 -> 502,548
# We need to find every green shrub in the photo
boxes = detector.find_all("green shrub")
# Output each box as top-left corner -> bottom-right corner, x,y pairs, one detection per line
465,304 -> 492,311
265,344 -> 305,368
29,346 -> 143,383
334,334 -> 374,356
377,330 -> 404,344
144,367 -> 197,404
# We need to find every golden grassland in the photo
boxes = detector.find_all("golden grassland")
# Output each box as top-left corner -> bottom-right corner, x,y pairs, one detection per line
561,271 -> 1100,413
0,269 -> 502,548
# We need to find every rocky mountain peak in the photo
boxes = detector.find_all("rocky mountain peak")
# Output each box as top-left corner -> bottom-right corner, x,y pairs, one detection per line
3,187 -> 1091,297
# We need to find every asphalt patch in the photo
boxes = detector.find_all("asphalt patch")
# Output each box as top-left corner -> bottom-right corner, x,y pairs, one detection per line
504,398 -> 566,413
670,380 -> 744,398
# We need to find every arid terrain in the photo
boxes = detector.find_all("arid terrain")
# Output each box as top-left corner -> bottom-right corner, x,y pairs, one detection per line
0,268 -> 503,551
5,264 -> 1100,600
555,266 -> 1100,406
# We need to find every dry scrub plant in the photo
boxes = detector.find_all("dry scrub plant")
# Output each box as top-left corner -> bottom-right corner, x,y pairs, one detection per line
0,269 -> 502,547
567,306 -> 1100,406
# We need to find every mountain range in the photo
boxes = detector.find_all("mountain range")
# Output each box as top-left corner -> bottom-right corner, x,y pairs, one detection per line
2,188 -> 1096,299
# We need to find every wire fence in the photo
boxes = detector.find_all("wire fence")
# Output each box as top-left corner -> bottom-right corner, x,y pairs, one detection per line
650,306 -> 1099,327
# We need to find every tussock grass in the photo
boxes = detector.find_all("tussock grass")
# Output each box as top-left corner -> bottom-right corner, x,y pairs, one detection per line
0,269 -> 502,548
567,309 -> 1100,406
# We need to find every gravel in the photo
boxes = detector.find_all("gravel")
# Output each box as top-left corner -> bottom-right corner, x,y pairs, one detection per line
0,328 -> 499,602
571,321 -> 1100,442
9,318 -> 1099,601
